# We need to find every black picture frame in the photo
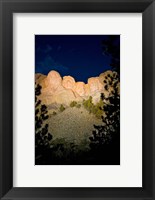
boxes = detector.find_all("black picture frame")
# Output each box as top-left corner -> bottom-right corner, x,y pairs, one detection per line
0,0 -> 155,199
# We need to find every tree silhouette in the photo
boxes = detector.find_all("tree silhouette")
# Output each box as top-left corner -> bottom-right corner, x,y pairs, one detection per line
35,83 -> 53,161
89,75 -> 120,164
102,35 -> 120,75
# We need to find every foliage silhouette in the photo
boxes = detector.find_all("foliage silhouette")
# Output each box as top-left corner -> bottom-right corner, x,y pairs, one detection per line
83,96 -> 104,119
70,101 -> 78,107
102,35 -> 120,75
35,83 -> 53,163
52,111 -> 57,115
59,104 -> 65,112
89,74 -> 120,164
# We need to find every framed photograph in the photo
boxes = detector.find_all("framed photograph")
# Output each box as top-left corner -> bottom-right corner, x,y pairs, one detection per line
35,34 -> 120,165
0,0 -> 154,199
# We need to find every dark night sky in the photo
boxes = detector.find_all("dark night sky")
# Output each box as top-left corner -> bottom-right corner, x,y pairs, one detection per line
35,35 -> 120,83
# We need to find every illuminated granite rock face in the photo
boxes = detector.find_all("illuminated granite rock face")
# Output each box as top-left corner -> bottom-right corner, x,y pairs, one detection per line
62,76 -> 76,90
75,82 -> 85,97
45,70 -> 62,91
35,70 -> 119,105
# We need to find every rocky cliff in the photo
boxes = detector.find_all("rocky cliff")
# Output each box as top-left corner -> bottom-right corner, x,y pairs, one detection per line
35,70 -> 119,105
